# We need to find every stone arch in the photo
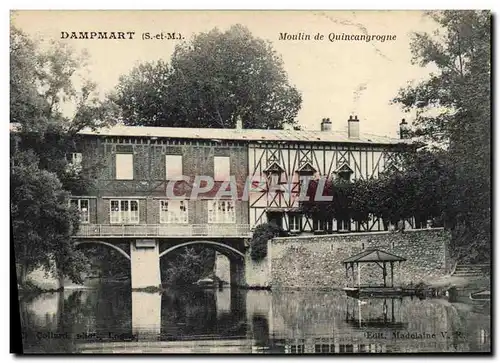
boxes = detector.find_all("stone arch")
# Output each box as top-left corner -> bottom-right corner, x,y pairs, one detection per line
75,240 -> 131,261
159,240 -> 244,260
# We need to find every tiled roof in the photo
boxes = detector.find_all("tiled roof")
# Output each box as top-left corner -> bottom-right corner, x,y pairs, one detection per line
9,122 -> 414,146
77,125 -> 410,146
342,249 -> 406,263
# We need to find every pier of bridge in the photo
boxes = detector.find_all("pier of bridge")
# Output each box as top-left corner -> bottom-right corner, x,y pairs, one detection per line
72,230 -> 265,289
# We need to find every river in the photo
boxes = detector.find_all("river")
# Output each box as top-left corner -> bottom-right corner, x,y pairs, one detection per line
18,285 -> 491,354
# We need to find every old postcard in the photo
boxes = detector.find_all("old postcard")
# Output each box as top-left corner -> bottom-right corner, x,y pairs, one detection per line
10,10 -> 491,354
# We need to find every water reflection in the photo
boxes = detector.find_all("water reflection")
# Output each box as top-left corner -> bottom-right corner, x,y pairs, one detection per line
18,286 -> 491,354
132,292 -> 161,339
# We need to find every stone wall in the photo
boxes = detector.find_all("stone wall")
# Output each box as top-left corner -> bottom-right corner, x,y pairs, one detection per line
79,137 -> 249,225
270,228 -> 450,289
245,247 -> 271,288
215,249 -> 271,288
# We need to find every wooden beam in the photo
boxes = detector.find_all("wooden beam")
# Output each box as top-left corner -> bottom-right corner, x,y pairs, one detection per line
383,262 -> 387,287
390,261 -> 394,287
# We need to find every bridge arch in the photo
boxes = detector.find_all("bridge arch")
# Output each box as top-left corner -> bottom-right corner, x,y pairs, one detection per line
159,240 -> 244,260
75,240 -> 131,261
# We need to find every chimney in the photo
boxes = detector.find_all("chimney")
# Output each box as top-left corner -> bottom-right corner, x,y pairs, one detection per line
348,115 -> 359,139
320,118 -> 332,131
399,118 -> 409,139
236,116 -> 243,131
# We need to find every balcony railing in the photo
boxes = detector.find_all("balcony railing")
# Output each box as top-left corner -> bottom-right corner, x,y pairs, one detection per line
74,224 -> 252,238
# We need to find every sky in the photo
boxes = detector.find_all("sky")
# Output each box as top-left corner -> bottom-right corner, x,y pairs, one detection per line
10,10 -> 439,138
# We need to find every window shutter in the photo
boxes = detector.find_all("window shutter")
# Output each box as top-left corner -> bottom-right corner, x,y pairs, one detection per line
116,154 -> 134,180
165,155 -> 183,180
214,156 -> 230,181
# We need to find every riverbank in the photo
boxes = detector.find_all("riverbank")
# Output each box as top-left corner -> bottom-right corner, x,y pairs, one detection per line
425,274 -> 490,290
422,273 -> 490,302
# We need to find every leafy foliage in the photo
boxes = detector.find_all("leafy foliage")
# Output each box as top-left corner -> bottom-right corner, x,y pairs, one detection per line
392,11 -> 491,262
161,247 -> 215,286
81,245 -> 131,280
300,150 -> 450,231
111,24 -> 302,129
10,26 -> 115,283
11,150 -> 88,283
250,223 -> 283,261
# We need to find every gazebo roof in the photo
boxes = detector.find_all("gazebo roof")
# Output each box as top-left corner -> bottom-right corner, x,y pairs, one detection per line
342,249 -> 406,264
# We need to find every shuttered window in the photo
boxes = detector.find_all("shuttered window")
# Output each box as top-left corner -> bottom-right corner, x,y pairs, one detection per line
214,156 -> 230,181
116,154 -> 134,180
165,155 -> 183,180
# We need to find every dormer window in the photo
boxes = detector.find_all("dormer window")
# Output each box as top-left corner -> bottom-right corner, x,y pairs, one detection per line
264,161 -> 284,175
264,162 -> 285,188
296,162 -> 316,176
334,163 -> 353,183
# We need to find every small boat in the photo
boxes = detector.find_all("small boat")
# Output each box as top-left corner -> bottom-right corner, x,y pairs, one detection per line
194,277 -> 215,288
470,290 -> 490,301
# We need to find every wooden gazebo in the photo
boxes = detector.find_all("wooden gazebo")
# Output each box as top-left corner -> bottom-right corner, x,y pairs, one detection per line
342,249 -> 406,297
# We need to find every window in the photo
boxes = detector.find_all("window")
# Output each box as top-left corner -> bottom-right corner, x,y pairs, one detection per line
313,217 -> 333,233
208,200 -> 235,223
269,173 -> 283,188
110,200 -> 139,224
290,345 -> 304,354
313,217 -> 325,232
264,162 -> 285,185
214,156 -> 230,181
267,211 -> 284,229
116,154 -> 134,180
288,214 -> 302,232
159,200 -> 188,223
335,163 -> 353,183
165,155 -> 183,180
70,153 -> 83,172
338,171 -> 351,183
338,218 -> 351,232
315,344 -> 335,353
70,199 -> 89,223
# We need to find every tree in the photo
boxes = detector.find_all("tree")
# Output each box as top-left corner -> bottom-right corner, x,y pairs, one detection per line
392,11 -> 491,262
300,149 -> 450,233
300,177 -> 353,232
250,223 -> 283,261
111,24 -> 302,129
10,27 -> 116,284
11,26 -> 117,193
161,247 -> 215,286
349,178 -> 378,227
11,150 -> 88,284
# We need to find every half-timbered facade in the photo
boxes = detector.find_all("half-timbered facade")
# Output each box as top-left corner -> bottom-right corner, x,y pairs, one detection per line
247,116 -> 414,234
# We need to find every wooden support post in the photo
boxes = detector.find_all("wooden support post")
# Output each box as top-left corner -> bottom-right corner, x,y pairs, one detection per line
357,263 -> 361,288
383,262 -> 386,287
351,263 -> 356,287
390,262 -> 394,287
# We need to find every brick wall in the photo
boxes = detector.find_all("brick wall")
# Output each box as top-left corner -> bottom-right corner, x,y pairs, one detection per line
270,229 -> 451,289
80,137 -> 249,225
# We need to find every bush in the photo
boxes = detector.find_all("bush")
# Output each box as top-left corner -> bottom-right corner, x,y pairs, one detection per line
250,223 -> 283,261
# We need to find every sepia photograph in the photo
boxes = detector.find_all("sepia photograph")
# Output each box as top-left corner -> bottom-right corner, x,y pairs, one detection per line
10,9 -> 491,354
